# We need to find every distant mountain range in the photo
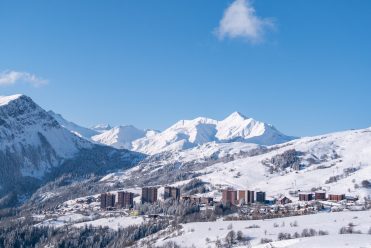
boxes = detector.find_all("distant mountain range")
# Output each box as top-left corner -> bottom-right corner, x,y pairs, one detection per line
50,108 -> 296,154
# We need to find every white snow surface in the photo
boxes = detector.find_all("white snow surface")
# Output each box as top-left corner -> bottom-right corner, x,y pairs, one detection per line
48,110 -> 99,139
73,215 -> 144,230
37,190 -> 371,248
132,112 -> 294,155
0,94 -> 23,106
92,125 -> 152,150
154,210 -> 371,248
190,127 -> 371,200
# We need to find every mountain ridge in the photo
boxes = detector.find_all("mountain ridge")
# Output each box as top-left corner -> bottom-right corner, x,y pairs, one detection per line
131,112 -> 296,154
48,109 -> 296,155
0,94 -> 144,207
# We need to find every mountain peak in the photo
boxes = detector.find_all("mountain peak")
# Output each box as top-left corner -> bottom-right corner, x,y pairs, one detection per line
91,124 -> 112,133
0,94 -> 25,106
222,111 -> 248,123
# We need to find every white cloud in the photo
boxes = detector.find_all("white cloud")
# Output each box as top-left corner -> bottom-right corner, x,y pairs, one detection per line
216,0 -> 274,43
0,70 -> 48,87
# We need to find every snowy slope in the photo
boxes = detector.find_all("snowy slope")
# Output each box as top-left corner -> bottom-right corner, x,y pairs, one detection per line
153,210 -> 371,248
48,110 -> 99,139
0,95 -> 92,179
0,94 -> 144,204
216,112 -> 293,145
91,125 -> 152,149
189,128 -> 371,200
103,127 -> 371,202
132,112 -> 294,155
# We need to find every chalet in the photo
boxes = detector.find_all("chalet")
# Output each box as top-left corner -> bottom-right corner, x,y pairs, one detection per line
277,196 -> 292,205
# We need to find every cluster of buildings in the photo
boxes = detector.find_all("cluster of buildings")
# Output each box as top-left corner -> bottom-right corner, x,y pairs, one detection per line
99,185 -> 349,211
100,186 -> 188,210
222,189 -> 268,205
221,188 -> 349,207
298,191 -> 346,202
100,191 -> 135,210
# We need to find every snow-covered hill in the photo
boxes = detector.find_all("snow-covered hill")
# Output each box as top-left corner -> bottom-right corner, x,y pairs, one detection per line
102,127 -> 371,201
153,211 -> 371,248
0,94 -> 144,205
190,127 -> 371,200
91,125 -> 158,150
48,110 -> 99,139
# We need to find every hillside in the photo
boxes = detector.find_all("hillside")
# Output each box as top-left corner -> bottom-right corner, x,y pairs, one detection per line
102,127 -> 371,200
0,94 -> 144,207
48,110 -> 99,139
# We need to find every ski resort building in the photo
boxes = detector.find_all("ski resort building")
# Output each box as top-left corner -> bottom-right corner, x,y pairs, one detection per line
142,187 -> 158,203
182,196 -> 214,205
100,193 -> 116,210
315,191 -> 326,200
299,192 -> 313,201
164,186 -> 180,200
222,189 -> 238,205
256,191 -> 266,204
328,194 -> 345,202
117,191 -> 134,208
238,190 -> 255,204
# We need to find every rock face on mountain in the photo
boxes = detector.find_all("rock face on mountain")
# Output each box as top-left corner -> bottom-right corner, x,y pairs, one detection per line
91,124 -> 112,133
0,94 -> 144,206
131,112 -> 295,155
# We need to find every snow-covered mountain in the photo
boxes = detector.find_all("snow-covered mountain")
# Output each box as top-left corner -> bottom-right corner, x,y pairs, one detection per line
131,112 -> 295,155
46,110 -> 294,155
91,125 -> 158,150
91,124 -> 112,133
103,127 -> 371,201
0,94 -> 144,205
48,110 -> 99,139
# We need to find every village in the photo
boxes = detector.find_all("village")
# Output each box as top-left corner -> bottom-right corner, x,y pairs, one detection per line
95,185 -> 369,220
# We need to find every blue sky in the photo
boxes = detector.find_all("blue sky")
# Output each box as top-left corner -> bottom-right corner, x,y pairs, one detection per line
0,0 -> 370,136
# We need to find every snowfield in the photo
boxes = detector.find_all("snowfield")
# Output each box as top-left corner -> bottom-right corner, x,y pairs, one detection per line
253,235 -> 370,248
73,215 -> 144,230
154,210 -> 371,248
